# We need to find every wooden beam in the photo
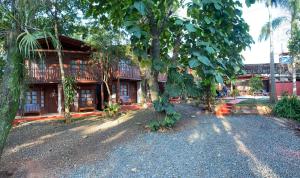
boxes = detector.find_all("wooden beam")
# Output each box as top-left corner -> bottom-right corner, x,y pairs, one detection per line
34,49 -> 91,54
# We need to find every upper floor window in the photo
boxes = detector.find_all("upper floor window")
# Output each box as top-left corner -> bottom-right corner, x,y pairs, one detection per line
80,60 -> 88,72
70,60 -> 77,74
38,60 -> 46,72
119,60 -> 130,72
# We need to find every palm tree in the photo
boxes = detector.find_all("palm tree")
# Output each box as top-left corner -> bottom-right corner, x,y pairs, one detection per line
259,0 -> 299,96
0,0 -> 52,158
257,0 -> 285,103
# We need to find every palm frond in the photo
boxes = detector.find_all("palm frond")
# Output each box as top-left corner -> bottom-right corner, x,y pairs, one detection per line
259,16 -> 288,41
259,22 -> 270,41
17,30 -> 56,60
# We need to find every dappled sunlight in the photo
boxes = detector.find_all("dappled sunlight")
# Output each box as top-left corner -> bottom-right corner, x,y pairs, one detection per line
6,140 -> 44,155
256,105 -> 272,115
187,130 -> 206,143
101,130 -> 127,144
216,114 -> 226,119
5,131 -> 63,155
233,134 -> 279,178
220,119 -> 232,133
212,123 -> 221,134
187,131 -> 199,143
220,119 -> 279,178
81,112 -> 135,136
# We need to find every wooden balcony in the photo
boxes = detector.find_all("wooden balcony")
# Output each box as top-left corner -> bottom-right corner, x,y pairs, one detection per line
113,65 -> 141,80
27,66 -> 102,83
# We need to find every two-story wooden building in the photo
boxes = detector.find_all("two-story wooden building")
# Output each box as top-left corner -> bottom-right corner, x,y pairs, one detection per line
108,59 -> 167,104
21,36 -> 103,115
109,59 -> 142,104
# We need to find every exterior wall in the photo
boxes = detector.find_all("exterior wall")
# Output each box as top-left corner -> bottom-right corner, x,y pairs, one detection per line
111,79 -> 138,104
235,79 -> 269,95
26,52 -> 101,83
275,82 -> 300,96
19,84 -> 58,115
76,84 -> 98,111
19,83 -> 100,115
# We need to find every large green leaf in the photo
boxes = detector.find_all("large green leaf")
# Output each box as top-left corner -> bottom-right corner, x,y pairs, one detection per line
192,51 -> 213,67
128,26 -> 142,38
185,23 -> 196,32
134,1 -> 146,16
188,58 -> 200,68
215,73 -> 223,84
205,46 -> 215,54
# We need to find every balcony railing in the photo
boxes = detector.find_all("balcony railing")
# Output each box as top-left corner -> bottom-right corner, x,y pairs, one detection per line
27,66 -> 101,83
113,65 -> 141,80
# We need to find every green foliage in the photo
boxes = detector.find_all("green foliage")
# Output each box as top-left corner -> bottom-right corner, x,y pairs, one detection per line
63,76 -> 76,109
161,113 -> 181,128
259,16 -> 288,41
288,26 -> 300,56
249,76 -> 264,95
148,120 -> 160,131
237,98 -> 270,105
273,95 -> 300,121
152,95 -> 181,130
0,57 -> 5,82
104,103 -> 120,117
231,88 -> 240,98
85,0 -> 253,124
147,112 -> 181,131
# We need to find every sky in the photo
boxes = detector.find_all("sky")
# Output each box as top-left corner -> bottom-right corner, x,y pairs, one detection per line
241,2 -> 290,64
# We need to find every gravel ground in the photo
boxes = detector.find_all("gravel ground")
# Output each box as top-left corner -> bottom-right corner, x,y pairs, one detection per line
1,104 -> 300,178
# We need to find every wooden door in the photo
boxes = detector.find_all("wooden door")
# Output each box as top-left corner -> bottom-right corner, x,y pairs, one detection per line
44,86 -> 58,113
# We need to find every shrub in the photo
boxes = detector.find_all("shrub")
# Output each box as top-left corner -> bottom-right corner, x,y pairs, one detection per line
148,113 -> 181,131
161,113 -> 181,128
148,120 -> 161,131
249,75 -> 263,95
273,95 -> 300,121
104,103 -> 120,117
231,88 -> 239,99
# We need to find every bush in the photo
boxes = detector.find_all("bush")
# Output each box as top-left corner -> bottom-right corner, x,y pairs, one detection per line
148,120 -> 161,131
148,113 -> 181,131
273,95 -> 300,121
104,103 -> 120,117
249,75 -> 263,95
231,88 -> 239,99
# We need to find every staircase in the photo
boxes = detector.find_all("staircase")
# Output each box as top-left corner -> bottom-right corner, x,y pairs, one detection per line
215,103 -> 235,117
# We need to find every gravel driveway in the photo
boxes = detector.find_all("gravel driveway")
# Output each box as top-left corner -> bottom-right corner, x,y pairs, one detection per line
1,104 -> 300,178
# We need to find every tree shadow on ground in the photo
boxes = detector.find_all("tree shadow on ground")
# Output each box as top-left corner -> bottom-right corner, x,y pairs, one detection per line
0,108 -> 164,177
1,104 -> 299,177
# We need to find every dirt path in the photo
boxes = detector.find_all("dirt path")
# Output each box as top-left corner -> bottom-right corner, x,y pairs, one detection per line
0,109 -> 161,177
0,104 -> 299,177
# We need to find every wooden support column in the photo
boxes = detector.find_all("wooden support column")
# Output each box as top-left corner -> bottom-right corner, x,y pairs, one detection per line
101,83 -> 104,109
58,84 -> 63,114
137,81 -> 142,104
116,79 -> 120,104
74,90 -> 79,112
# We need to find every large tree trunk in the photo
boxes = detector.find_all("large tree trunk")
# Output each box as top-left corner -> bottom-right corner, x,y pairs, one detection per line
103,79 -> 111,105
291,3 -> 298,95
0,0 -> 22,158
268,2 -> 277,103
54,21 -> 70,123
149,28 -> 160,101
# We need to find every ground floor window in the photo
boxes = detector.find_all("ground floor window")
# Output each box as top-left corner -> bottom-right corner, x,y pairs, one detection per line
120,83 -> 129,96
25,91 -> 38,104
80,89 -> 94,106
25,90 -> 44,107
